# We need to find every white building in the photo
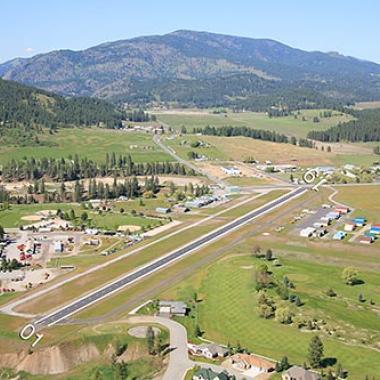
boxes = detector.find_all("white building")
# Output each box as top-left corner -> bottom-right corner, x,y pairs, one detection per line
222,166 -> 241,176
300,227 -> 316,238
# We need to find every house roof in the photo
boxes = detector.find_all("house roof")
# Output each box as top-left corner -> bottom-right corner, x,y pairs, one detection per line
199,343 -> 229,356
194,368 -> 229,380
232,353 -> 275,370
284,366 -> 321,380
194,368 -> 219,380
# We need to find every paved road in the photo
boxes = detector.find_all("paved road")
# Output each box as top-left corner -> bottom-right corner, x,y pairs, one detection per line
33,187 -> 306,328
127,315 -> 254,380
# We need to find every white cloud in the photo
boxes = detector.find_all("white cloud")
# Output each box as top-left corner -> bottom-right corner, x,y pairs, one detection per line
25,47 -> 35,54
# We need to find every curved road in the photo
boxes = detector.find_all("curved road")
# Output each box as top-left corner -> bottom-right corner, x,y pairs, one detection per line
127,315 -> 255,380
32,187 -> 306,328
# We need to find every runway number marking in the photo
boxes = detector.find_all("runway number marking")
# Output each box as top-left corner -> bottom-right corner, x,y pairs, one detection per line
19,324 -> 43,348
303,169 -> 329,191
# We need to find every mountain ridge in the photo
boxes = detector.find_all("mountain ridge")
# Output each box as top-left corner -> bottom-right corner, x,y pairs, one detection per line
1,30 -> 380,108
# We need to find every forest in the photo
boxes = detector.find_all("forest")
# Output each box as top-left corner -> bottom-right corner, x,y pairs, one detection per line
0,78 -> 124,145
1,153 -> 195,182
307,108 -> 380,142
192,125 -> 314,148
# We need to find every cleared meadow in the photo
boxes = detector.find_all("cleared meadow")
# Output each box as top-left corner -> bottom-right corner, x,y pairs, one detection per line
0,128 -> 171,164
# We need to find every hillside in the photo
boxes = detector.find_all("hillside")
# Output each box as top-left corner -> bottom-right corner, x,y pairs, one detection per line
0,78 -> 123,145
1,30 -> 380,109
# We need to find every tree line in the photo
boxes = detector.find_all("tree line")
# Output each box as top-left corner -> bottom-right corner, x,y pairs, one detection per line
307,108 -> 380,142
1,153 -> 195,182
191,125 -> 314,147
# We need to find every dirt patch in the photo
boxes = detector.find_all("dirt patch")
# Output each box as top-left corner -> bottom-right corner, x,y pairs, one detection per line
117,225 -> 141,232
0,343 -> 100,375
128,326 -> 161,338
240,265 -> 253,269
21,215 -> 43,221
143,220 -> 182,237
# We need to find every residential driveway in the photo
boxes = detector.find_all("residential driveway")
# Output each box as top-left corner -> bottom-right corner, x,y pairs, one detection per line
127,315 -> 256,380
127,315 -> 193,380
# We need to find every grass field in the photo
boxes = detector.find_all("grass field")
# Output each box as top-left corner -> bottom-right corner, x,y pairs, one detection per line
158,109 -> 352,139
0,202 -> 164,229
334,185 -> 380,221
160,250 -> 380,378
0,203 -> 81,228
0,128 -> 171,164
164,133 -> 378,168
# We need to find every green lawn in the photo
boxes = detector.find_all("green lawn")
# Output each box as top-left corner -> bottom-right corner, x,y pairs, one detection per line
0,128 -> 171,165
0,203 -> 81,228
0,201 -> 167,230
158,109 -> 352,139
87,211 -> 165,231
161,253 -> 380,378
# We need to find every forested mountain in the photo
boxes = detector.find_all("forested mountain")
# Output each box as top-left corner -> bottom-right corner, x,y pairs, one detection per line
0,78 -> 123,145
308,108 -> 380,142
1,30 -> 380,109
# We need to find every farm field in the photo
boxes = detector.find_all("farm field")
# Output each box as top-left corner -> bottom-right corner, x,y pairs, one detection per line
160,247 -> 380,378
164,133 -> 378,168
0,128 -> 171,165
201,136 -> 331,166
158,109 -> 353,138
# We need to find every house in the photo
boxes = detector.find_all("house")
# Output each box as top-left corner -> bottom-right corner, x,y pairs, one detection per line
299,227 -> 316,238
155,207 -> 171,214
229,353 -> 275,373
354,217 -> 367,227
315,166 -> 335,175
358,236 -> 373,244
333,231 -> 346,240
344,221 -> 356,232
222,166 -> 241,176
158,301 -> 187,316
188,343 -> 229,359
193,368 -> 230,380
334,206 -> 350,214
282,366 -> 321,380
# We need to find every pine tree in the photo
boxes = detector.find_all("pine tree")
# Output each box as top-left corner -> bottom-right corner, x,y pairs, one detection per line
308,335 -> 324,368
146,326 -> 155,355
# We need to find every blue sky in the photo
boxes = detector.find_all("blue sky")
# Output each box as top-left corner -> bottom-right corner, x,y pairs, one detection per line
2,0 -> 380,63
